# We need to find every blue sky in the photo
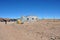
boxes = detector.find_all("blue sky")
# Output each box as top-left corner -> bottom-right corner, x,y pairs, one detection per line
0,0 -> 60,19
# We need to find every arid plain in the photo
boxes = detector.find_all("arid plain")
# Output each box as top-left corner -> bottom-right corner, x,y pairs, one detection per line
0,19 -> 60,40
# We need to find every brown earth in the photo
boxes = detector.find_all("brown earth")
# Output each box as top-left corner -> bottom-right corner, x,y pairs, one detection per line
0,19 -> 60,40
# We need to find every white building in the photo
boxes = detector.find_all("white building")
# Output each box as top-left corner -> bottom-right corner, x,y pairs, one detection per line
20,16 -> 38,22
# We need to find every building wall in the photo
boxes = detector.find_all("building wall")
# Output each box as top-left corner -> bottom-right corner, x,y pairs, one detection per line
26,16 -> 38,22
20,16 -> 38,22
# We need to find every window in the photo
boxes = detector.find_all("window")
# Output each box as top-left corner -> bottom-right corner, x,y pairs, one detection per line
32,18 -> 34,20
27,18 -> 29,20
36,18 -> 38,20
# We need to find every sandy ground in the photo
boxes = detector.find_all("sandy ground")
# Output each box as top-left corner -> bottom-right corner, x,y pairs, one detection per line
0,20 -> 60,40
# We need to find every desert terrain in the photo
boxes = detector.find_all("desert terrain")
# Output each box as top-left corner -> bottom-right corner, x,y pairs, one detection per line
0,19 -> 60,40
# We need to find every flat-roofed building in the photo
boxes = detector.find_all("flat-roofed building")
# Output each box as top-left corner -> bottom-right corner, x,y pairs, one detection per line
20,16 -> 38,22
